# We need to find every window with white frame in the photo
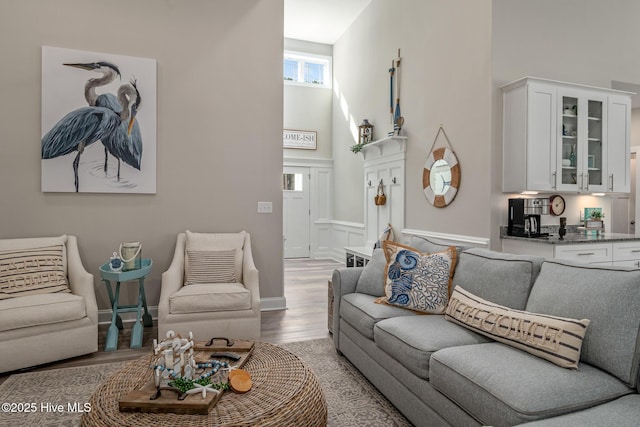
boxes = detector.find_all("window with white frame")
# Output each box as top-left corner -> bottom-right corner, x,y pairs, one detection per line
284,51 -> 332,88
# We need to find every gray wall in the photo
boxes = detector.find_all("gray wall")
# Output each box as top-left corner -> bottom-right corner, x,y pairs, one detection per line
332,0 -> 493,237
0,0 -> 284,310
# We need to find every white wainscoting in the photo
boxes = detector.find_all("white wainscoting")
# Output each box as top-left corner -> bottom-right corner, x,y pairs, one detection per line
401,228 -> 491,248
330,220 -> 365,262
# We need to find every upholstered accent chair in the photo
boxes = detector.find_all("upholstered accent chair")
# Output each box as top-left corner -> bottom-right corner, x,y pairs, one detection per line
158,231 -> 261,341
0,235 -> 98,373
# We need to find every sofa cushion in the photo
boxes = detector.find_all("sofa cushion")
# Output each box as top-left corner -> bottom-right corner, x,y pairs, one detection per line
355,248 -> 386,296
169,282 -> 251,314
453,248 -> 543,310
0,293 -> 86,332
340,293 -> 418,339
0,245 -> 70,300
514,394 -> 640,427
185,231 -> 245,282
185,249 -> 237,285
430,343 -> 634,426
374,315 -> 490,379
526,260 -> 640,387
445,286 -> 589,369
377,241 -> 457,313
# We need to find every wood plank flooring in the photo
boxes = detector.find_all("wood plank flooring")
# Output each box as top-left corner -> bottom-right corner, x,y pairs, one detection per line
0,258 -> 343,383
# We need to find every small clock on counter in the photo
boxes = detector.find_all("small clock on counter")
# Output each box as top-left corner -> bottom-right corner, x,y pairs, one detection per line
549,195 -> 566,216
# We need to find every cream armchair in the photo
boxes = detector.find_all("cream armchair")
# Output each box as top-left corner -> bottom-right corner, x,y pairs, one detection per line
0,235 -> 98,373
158,231 -> 261,341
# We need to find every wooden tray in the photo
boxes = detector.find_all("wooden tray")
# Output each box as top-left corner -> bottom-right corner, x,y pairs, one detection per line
118,339 -> 254,415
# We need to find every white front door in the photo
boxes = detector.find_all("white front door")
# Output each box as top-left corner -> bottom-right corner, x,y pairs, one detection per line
283,167 -> 310,258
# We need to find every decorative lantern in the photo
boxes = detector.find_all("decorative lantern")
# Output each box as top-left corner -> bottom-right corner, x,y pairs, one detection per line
358,119 -> 373,145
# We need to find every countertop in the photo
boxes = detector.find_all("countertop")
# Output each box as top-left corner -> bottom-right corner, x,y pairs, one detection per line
500,226 -> 640,245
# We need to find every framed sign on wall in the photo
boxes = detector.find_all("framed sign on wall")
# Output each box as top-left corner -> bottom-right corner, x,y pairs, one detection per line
283,129 -> 317,150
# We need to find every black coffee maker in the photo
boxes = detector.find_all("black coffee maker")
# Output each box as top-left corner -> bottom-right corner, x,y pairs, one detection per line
508,199 -> 546,237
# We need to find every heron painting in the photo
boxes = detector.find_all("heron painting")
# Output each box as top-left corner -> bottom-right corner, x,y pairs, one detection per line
41,46 -> 157,193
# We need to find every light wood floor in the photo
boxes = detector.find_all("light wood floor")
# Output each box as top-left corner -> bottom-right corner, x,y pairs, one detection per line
0,258 -> 343,383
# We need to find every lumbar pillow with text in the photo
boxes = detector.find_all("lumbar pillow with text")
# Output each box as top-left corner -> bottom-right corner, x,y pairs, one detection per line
0,245 -> 70,300
445,286 -> 590,369
185,249 -> 237,285
377,241 -> 457,313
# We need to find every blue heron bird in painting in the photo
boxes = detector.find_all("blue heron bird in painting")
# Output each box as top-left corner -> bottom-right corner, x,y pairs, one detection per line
41,81 -> 140,192
63,62 -> 143,180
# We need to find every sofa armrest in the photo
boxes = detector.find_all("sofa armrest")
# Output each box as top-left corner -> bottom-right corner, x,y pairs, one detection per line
66,235 -> 98,325
332,267 -> 364,350
159,233 -> 186,321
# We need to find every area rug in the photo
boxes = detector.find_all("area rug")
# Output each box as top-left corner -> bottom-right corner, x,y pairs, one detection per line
0,338 -> 411,426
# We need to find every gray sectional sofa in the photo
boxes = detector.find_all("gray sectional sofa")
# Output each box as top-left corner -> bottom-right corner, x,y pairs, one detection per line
331,237 -> 640,426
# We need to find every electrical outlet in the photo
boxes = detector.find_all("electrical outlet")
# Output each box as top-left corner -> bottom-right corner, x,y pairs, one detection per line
257,202 -> 272,213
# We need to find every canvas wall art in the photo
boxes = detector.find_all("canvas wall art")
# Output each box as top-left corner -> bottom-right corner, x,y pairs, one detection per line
41,46 -> 157,193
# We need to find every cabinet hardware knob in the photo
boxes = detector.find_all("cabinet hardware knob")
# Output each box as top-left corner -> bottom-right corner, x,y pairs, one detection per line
577,252 -> 595,256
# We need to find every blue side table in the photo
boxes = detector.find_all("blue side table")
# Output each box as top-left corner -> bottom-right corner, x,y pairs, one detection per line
99,259 -> 153,351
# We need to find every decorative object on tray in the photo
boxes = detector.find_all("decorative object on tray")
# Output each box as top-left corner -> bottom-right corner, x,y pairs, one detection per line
119,332 -> 255,414
109,252 -> 123,271
119,241 -> 142,271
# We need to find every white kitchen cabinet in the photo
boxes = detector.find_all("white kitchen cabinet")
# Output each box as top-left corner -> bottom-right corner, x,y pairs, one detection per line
553,243 -> 612,264
502,238 -> 640,267
502,77 -> 632,193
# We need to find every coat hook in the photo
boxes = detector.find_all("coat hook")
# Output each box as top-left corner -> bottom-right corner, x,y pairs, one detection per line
392,177 -> 397,184
368,180 -> 372,186
379,179 -> 384,185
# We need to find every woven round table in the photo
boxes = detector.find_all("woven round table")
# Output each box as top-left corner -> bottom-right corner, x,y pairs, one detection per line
81,342 -> 327,426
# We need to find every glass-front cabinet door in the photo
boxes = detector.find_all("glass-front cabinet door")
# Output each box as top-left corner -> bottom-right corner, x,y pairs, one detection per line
557,90 -> 607,192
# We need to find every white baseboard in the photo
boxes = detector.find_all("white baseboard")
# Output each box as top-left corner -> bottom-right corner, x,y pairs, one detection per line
98,306 -> 158,325
260,297 -> 287,311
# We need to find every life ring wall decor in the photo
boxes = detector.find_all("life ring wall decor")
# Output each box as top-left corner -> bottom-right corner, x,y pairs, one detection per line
423,146 -> 460,208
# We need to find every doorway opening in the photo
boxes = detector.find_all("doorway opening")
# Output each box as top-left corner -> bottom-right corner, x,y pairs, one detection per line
283,166 -> 310,258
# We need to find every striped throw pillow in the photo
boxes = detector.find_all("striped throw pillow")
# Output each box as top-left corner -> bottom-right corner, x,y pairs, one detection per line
0,245 -> 70,300
185,249 -> 237,285
445,286 -> 590,369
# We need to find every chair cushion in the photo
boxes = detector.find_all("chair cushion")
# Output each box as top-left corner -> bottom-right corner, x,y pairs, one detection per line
374,315 -> 490,380
445,286 -> 589,369
169,283 -> 251,314
340,293 -> 418,339
430,343 -> 634,426
453,248 -> 544,310
526,260 -> 640,387
185,231 -> 245,282
0,244 -> 70,300
0,293 -> 86,332
377,241 -> 457,313
185,249 -> 237,284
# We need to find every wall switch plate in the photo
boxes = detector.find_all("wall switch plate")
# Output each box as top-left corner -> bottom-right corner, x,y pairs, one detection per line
257,201 -> 272,213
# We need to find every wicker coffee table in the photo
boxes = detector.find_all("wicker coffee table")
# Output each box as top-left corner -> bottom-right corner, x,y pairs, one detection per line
81,342 -> 327,426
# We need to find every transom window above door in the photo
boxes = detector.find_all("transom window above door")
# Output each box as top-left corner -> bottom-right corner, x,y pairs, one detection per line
283,51 -> 332,88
